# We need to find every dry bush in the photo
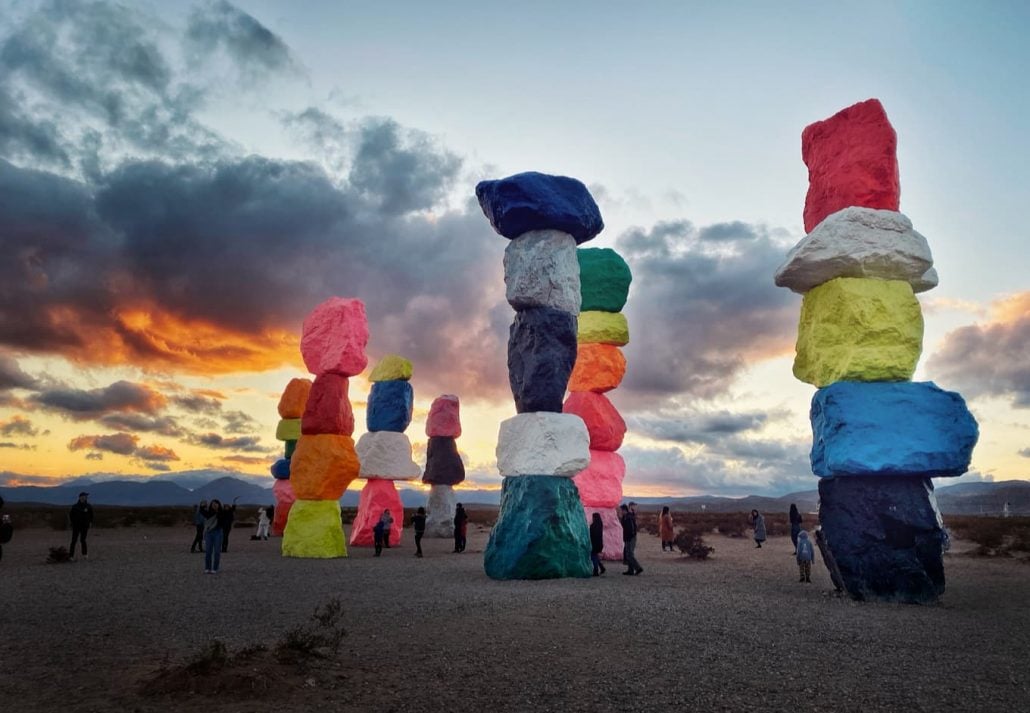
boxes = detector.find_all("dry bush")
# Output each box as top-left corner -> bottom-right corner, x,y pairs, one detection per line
673,528 -> 715,559
274,596 -> 347,663
46,546 -> 72,563
946,516 -> 1030,557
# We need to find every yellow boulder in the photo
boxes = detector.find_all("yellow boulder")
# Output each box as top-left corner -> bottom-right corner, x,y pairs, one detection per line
281,499 -> 347,558
275,418 -> 301,441
368,354 -> 413,382
794,277 -> 923,387
290,433 -> 360,500
578,311 -> 629,346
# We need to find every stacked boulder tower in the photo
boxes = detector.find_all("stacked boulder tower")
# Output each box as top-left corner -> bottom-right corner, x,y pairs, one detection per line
281,297 -> 368,558
776,99 -> 979,603
476,172 -> 598,580
423,394 -> 465,537
350,355 -> 420,547
270,378 -> 311,536
564,248 -> 632,560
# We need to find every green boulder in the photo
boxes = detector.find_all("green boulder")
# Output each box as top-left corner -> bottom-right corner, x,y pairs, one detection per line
578,248 -> 632,312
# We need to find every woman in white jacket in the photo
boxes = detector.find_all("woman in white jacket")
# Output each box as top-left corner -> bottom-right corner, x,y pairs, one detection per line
255,507 -> 270,541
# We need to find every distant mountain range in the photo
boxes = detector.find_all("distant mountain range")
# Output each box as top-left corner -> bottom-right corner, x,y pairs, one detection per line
2,471 -> 1028,515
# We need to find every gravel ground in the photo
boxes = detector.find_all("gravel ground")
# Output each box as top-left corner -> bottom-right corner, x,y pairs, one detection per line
2,524 -> 1028,713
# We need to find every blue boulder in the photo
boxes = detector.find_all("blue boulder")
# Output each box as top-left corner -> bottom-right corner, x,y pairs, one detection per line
484,476 -> 593,580
476,172 -> 604,244
818,475 -> 945,604
271,458 -> 291,480
508,307 -> 577,413
366,380 -> 413,432
810,381 -> 978,478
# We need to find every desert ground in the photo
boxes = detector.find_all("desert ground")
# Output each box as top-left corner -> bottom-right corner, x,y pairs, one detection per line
2,524 -> 1029,713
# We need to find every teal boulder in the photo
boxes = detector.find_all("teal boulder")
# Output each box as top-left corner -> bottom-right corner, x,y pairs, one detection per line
578,248 -> 632,312
484,476 -> 593,580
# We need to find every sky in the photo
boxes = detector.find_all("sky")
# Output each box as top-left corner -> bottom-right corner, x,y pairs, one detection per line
0,0 -> 1027,497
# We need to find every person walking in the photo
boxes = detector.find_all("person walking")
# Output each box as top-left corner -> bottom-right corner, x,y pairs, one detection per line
190,500 -> 207,553
589,512 -> 606,576
411,506 -> 427,558
69,492 -> 94,560
255,507 -> 270,541
620,503 -> 643,576
453,503 -> 468,553
220,497 -> 238,553
789,504 -> 803,555
750,509 -> 767,549
659,505 -> 675,552
796,530 -> 815,583
201,499 -> 230,573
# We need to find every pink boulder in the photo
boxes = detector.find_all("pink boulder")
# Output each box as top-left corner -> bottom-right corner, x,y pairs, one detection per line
301,373 -> 355,436
349,478 -> 404,547
563,391 -> 626,451
272,479 -> 296,536
573,450 -> 626,508
584,506 -> 626,561
426,394 -> 461,438
802,98 -> 900,233
300,297 -> 370,377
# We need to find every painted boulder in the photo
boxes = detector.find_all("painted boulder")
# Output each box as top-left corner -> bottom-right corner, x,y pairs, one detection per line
301,373 -> 354,436
425,484 -> 457,538
300,297 -> 370,377
271,458 -> 291,480
475,171 -> 604,244
572,450 -> 626,508
284,439 -> 297,459
568,343 -> 626,393
271,478 -> 295,536
504,229 -> 581,314
422,436 -> 466,486
349,479 -> 404,547
281,499 -> 347,558
584,506 -> 626,561
368,354 -> 413,382
496,412 -> 590,477
563,391 -> 626,451
356,431 -> 421,480
507,306 -> 577,413
426,394 -> 461,438
277,378 -> 312,418
578,247 -> 632,313
578,311 -> 629,346
275,418 -> 301,442
289,434 -> 360,500
366,379 -> 414,433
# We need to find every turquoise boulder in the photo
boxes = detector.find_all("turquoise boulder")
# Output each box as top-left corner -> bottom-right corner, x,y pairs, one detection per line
484,476 -> 593,580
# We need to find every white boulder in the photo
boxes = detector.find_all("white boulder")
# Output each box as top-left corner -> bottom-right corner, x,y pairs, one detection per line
775,207 -> 936,293
356,431 -> 421,480
503,230 -> 581,314
425,483 -> 457,538
496,412 -> 590,477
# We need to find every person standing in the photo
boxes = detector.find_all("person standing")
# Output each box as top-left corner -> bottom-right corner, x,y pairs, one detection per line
453,503 -> 468,553
190,500 -> 207,553
379,509 -> 394,549
589,512 -> 606,576
796,530 -> 815,583
789,503 -> 803,555
620,503 -> 643,576
411,506 -> 427,558
750,509 -> 767,549
220,497 -> 238,553
659,506 -> 675,552
201,499 -> 229,573
69,492 -> 94,560
372,518 -> 386,557
255,507 -> 270,541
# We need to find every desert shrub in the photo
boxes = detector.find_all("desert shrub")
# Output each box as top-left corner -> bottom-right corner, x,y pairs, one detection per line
46,546 -> 72,563
185,640 -> 230,675
673,528 -> 715,559
712,515 -> 746,538
944,516 -> 1030,557
275,597 -> 347,663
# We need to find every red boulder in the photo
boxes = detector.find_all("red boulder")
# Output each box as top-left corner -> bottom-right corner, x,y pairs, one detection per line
349,478 -> 404,547
563,391 -> 626,451
426,394 -> 461,438
301,374 -> 354,436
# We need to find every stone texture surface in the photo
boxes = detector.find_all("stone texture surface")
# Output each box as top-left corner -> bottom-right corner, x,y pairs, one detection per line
496,412 -> 590,477
277,378 -> 312,419
572,450 -> 626,508
913,267 -> 939,293
484,475 -> 593,580
794,277 -> 923,387
507,307 -> 577,413
578,247 -> 632,313
349,478 -> 404,547
300,297 -> 370,377
503,230 -> 581,313
775,207 -> 935,293
563,391 -> 626,451
366,380 -> 414,433
270,458 -> 291,480
425,484 -> 457,538
289,434 -> 360,500
568,343 -> 626,393
810,381 -> 978,478
426,394 -> 461,438
275,418 -> 301,442
284,439 -> 297,459
584,506 -> 626,561
301,373 -> 354,436
368,354 -> 413,382
282,499 -> 347,558
818,475 -> 946,604
578,311 -> 629,346
422,436 -> 466,486
356,431 -> 421,480
476,171 -> 604,244
802,98 -> 900,233
271,478 -> 295,536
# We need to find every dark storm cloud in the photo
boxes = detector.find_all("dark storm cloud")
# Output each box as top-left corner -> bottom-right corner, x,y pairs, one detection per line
617,219 -> 799,402
0,415 -> 40,437
0,353 -> 37,390
173,394 -> 223,414
629,409 -> 772,444
68,432 -> 139,455
98,413 -> 183,437
0,84 -> 70,167
32,381 -> 167,419
187,433 -> 268,453
186,0 -> 296,75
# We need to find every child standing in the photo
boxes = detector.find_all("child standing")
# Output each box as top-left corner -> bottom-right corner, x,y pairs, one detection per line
796,530 -> 814,583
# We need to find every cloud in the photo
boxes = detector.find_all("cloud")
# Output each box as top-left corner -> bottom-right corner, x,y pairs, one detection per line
187,432 -> 269,453
134,444 -> 179,462
0,415 -> 39,437
68,432 -> 139,455
927,292 -> 1030,408
222,410 -> 259,434
0,442 -> 35,450
173,393 -> 223,414
85,452 -> 103,460
185,0 -> 297,77
0,353 -> 37,390
1020,448 -> 1030,458
629,409 -> 774,445
221,454 -> 272,466
98,413 -> 183,437
32,380 -> 166,419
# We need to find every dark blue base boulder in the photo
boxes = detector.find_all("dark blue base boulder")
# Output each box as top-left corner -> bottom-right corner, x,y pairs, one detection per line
484,476 -> 593,580
476,172 -> 604,244
508,307 -> 577,413
818,475 -> 946,604
422,436 -> 466,486
366,380 -> 413,432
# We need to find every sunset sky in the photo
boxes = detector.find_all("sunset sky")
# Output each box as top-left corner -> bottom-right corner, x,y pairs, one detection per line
1,0 -> 1027,497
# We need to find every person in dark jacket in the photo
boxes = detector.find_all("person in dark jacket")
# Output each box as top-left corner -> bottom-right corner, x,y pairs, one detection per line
220,497 -> 238,553
620,503 -> 643,576
69,492 -> 94,559
411,506 -> 427,558
789,503 -> 803,554
200,499 -> 233,573
589,512 -> 606,576
453,503 -> 469,553
190,500 -> 207,553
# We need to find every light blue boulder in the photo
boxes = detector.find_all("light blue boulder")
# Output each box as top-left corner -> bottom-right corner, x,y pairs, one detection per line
810,381 -> 978,478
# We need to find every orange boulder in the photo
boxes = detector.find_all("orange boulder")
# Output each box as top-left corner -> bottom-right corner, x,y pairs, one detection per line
277,378 -> 313,419
568,343 -> 626,393
289,434 -> 360,500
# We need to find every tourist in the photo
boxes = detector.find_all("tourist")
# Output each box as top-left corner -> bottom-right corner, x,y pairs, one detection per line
411,506 -> 427,558
372,518 -> 386,557
789,503 -> 803,554
659,505 -> 675,552
620,503 -> 643,576
201,499 -> 231,573
0,494 -> 9,563
69,492 -> 94,560
796,530 -> 814,583
750,509 -> 767,549
589,512 -> 606,576
254,506 -> 270,541
453,503 -> 468,553
220,497 -> 238,553
379,509 -> 394,549
190,500 -> 207,553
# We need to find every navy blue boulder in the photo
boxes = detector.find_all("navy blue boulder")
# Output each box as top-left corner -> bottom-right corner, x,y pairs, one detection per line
508,307 -> 577,413
271,458 -> 291,480
476,172 -> 604,244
